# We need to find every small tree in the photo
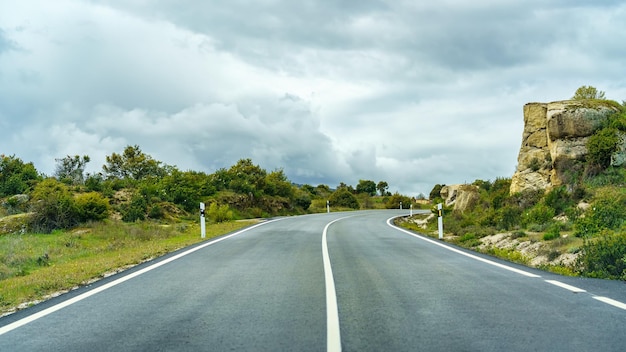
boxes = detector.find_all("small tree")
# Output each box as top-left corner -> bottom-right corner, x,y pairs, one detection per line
356,179 -> 377,196
572,85 -> 606,100
0,155 -> 40,197
329,188 -> 359,209
55,155 -> 90,185
376,181 -> 389,196
103,145 -> 164,181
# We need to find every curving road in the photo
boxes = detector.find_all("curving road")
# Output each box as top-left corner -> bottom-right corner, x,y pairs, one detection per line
1,210 -> 626,351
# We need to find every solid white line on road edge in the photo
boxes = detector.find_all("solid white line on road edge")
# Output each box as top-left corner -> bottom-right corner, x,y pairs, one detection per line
386,217 -> 541,278
593,296 -> 626,311
387,216 -> 626,312
544,280 -> 586,293
323,216 -> 351,352
0,218 -> 284,337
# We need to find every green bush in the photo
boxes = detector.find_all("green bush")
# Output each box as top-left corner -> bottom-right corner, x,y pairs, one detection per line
495,205 -> 521,230
385,192 -> 412,209
544,186 -> 573,215
586,127 -> 619,170
522,203 -> 555,228
574,189 -> 626,237
207,202 -> 233,223
329,188 -> 359,209
543,223 -> 561,241
29,179 -> 79,233
120,194 -> 148,222
75,192 -> 110,222
577,230 -> 626,280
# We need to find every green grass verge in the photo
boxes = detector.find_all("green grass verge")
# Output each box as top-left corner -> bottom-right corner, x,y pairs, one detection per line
0,219 -> 255,315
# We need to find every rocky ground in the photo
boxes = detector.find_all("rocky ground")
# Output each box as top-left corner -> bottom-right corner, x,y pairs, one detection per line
402,214 -> 580,271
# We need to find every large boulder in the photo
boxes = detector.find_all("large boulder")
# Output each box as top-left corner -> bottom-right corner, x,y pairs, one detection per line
440,184 -> 480,213
511,100 -> 621,194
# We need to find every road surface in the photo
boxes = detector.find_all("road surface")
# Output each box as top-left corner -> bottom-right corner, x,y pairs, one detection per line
1,210 -> 626,351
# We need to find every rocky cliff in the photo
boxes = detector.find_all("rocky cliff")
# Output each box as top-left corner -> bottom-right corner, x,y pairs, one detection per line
510,100 -> 622,194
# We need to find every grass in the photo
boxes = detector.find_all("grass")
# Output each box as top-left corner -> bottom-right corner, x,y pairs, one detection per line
0,219 -> 255,315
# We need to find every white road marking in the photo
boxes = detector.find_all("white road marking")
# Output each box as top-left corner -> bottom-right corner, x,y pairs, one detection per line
545,280 -> 586,293
593,296 -> 626,311
386,217 -> 541,278
323,217 -> 350,352
0,219 -> 283,336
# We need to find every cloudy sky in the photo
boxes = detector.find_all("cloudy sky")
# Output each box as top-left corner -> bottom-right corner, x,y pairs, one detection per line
1,1 -> 625,196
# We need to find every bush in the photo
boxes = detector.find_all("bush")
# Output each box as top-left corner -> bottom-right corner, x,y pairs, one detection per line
385,192 -> 412,209
544,186 -> 573,215
543,223 -> 561,241
574,189 -> 626,237
495,205 -> 521,230
586,127 -> 619,170
329,188 -> 359,209
577,230 -> 626,280
120,194 -> 148,222
522,203 -> 555,228
29,179 -> 79,233
75,192 -> 110,222
207,202 -> 233,223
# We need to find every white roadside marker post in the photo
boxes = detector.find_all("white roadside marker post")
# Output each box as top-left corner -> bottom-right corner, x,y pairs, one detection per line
410,204 -> 413,216
400,202 -> 403,210
200,202 -> 206,239
327,200 -> 330,213
437,203 -> 443,240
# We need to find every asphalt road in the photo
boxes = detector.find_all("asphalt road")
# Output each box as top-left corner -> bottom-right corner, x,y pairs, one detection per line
1,210 -> 626,351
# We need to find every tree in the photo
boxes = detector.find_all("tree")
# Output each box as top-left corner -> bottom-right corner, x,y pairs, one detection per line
356,179 -> 377,196
572,85 -> 606,100
55,155 -> 90,185
429,184 -> 445,200
226,158 -> 266,196
0,154 -> 40,197
103,145 -> 164,181
264,169 -> 293,198
376,181 -> 389,196
329,188 -> 359,209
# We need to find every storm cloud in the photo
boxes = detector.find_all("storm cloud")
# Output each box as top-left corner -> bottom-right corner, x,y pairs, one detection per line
1,0 -> 625,196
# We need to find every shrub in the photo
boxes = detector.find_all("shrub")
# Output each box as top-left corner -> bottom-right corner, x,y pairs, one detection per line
522,203 -> 555,228
543,223 -> 561,241
120,194 -> 147,222
577,230 -> 626,280
574,189 -> 626,237
586,127 -> 619,170
29,179 -> 79,233
207,202 -> 233,223
495,205 -> 521,230
75,192 -> 110,222
385,192 -> 412,209
544,186 -> 573,215
329,188 -> 359,209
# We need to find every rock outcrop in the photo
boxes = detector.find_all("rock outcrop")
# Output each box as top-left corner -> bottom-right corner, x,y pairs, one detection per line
510,100 -> 621,194
440,184 -> 480,213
